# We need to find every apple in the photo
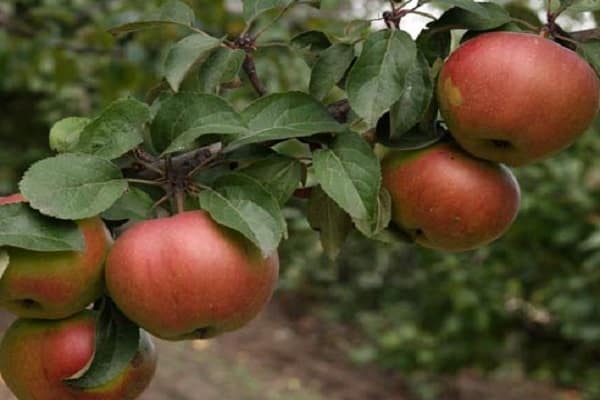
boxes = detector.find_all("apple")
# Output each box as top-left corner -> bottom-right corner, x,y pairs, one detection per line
437,31 -> 600,166
0,194 -> 112,319
105,210 -> 279,340
0,310 -> 157,400
381,142 -> 521,252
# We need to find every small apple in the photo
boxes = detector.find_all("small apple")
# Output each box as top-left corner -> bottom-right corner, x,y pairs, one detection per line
0,310 -> 157,400
381,142 -> 521,252
0,194 -> 112,319
438,31 -> 600,166
105,210 -> 279,340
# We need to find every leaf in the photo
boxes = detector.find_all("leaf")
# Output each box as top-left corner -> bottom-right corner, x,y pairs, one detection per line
73,98 -> 151,160
291,30 -> 331,52
0,250 -> 8,280
312,132 -> 381,225
308,186 -> 353,259
416,28 -> 451,65
376,113 -> 444,150
579,40 -> 600,76
354,187 -> 392,237
346,30 -> 417,125
309,43 -> 355,100
428,2 -> 512,31
49,117 -> 91,153
569,0 -> 600,11
389,53 -> 434,138
19,154 -> 128,220
101,187 -> 154,221
197,48 -> 246,93
228,92 -> 344,149
240,156 -> 303,205
430,0 -> 491,16
243,0 -> 294,22
66,299 -> 141,390
199,174 -> 285,256
0,203 -> 84,252
151,92 -> 248,154
108,0 -> 196,35
164,34 -> 223,92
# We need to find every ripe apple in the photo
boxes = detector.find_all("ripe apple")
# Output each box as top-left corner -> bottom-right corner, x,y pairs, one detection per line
0,194 -> 112,319
105,210 -> 279,340
0,310 -> 157,400
437,31 -> 600,166
381,142 -> 521,252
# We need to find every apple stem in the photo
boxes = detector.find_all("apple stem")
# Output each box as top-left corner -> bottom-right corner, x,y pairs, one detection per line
175,191 -> 185,214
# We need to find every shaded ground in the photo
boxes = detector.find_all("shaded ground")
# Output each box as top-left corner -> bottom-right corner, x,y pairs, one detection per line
0,297 -> 574,400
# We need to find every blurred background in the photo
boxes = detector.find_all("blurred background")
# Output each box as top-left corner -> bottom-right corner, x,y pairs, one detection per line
0,0 -> 599,399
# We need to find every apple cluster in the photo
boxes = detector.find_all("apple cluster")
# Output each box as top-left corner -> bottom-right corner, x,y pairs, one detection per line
0,195 -> 278,399
381,32 -> 599,252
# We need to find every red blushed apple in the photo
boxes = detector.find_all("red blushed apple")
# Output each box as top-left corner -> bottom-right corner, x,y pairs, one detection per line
381,142 -> 521,252
105,210 -> 279,340
438,31 -> 600,166
0,194 -> 112,319
0,310 -> 157,400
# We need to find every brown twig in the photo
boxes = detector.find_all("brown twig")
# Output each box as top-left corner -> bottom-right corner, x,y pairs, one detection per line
571,28 -> 600,42
242,53 -> 267,97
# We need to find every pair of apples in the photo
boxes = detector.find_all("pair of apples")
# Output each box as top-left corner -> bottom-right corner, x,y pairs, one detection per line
382,32 -> 599,252
0,195 -> 279,399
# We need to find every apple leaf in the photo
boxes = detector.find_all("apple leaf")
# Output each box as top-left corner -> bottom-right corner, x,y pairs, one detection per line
197,48 -> 246,93
354,187 -> 392,238
151,92 -> 248,154
227,92 -> 344,150
430,0 -> 491,16
101,187 -> 155,221
0,250 -> 8,280
578,40 -> 600,76
240,156 -> 303,205
243,0 -> 294,22
164,34 -> 223,92
568,0 -> 600,11
199,173 -> 285,256
0,203 -> 84,252
308,186 -> 353,259
310,43 -> 355,101
20,154 -> 128,220
346,30 -> 417,126
49,117 -> 91,153
66,299 -> 141,390
416,28 -> 451,65
389,52 -> 434,138
312,132 -> 382,229
428,2 -> 512,31
72,98 -> 151,160
108,0 -> 196,35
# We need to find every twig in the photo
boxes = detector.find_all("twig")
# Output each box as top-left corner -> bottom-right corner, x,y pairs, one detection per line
243,53 -> 267,96
571,28 -> 600,42
127,179 -> 164,187
327,99 -> 352,123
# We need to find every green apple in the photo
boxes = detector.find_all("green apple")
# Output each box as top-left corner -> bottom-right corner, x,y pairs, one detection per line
438,31 -> 599,166
105,210 -> 279,340
382,142 -> 521,252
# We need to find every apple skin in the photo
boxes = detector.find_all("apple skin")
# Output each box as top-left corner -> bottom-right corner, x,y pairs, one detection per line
0,194 -> 112,319
105,210 -> 279,340
0,310 -> 157,400
381,142 -> 521,252
437,31 -> 600,166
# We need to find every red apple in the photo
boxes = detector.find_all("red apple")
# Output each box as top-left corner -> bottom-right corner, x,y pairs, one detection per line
0,194 -> 112,319
438,31 -> 600,166
105,210 -> 279,340
0,310 -> 156,400
381,142 -> 521,252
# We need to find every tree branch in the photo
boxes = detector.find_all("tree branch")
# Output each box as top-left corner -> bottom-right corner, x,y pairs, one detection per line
243,53 -> 267,97
571,28 -> 600,42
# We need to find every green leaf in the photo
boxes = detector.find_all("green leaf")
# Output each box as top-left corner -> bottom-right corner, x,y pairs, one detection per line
376,113 -> 444,150
416,29 -> 451,65
346,30 -> 417,125
430,0 -> 491,16
309,43 -> 355,100
101,187 -> 154,221
389,53 -> 434,138
569,0 -> 600,11
240,156 -> 303,205
312,132 -> 381,224
108,0 -> 196,35
197,48 -> 246,93
164,34 -> 223,92
0,250 -> 8,280
579,40 -> 600,76
151,92 -> 247,154
291,30 -> 331,52
49,117 -> 91,153
0,203 -> 84,252
354,187 -> 392,237
428,2 -> 512,31
66,300 -> 142,390
307,186 -> 353,259
19,154 -> 128,220
199,174 -> 285,256
73,98 -> 151,160
228,92 -> 344,149
243,0 -> 294,22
